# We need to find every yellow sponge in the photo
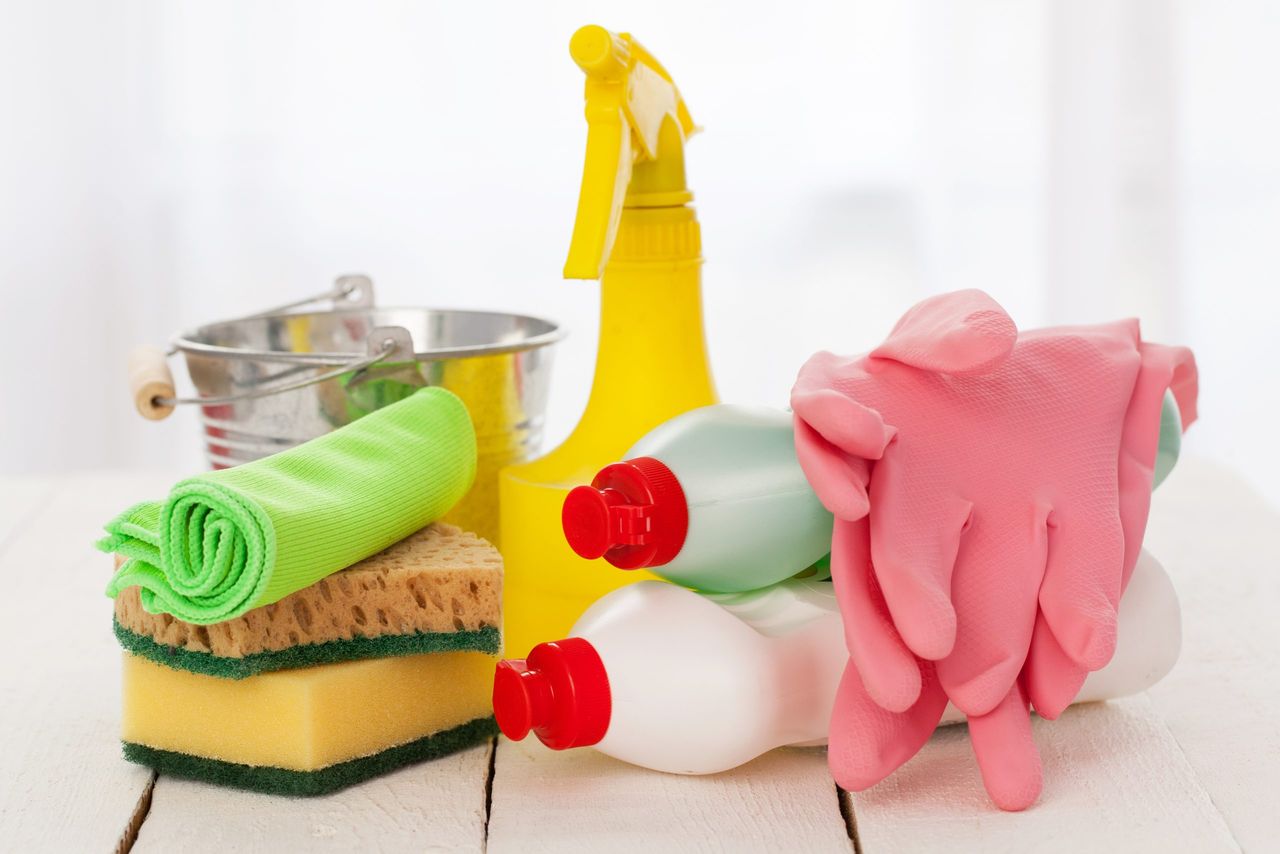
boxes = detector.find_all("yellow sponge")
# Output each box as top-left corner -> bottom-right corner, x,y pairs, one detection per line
121,650 -> 496,793
115,522 -> 504,794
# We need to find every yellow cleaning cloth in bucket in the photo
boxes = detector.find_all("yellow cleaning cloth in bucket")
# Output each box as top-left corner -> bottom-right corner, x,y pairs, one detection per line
101,388 -> 477,625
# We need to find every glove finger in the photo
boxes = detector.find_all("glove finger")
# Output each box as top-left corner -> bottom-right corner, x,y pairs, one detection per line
1024,611 -> 1089,719
1116,343 -> 1196,586
867,442 -> 970,660
827,658 -> 948,792
936,505 -> 1049,716
793,416 -> 873,522
968,680 -> 1043,811
1117,449 -> 1154,590
831,517 -> 921,712
869,289 -> 1017,376
1039,504 -> 1124,670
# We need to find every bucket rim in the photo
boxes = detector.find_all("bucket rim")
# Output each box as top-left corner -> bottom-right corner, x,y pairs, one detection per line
171,305 -> 566,365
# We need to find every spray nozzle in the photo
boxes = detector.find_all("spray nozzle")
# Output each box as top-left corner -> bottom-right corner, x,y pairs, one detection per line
563,25 -> 698,280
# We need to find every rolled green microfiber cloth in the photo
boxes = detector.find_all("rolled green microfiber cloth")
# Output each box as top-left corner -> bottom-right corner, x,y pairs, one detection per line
100,387 -> 477,625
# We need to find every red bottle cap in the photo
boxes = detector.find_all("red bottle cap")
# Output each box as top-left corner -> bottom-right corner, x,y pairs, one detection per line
492,638 -> 611,750
561,456 -> 689,569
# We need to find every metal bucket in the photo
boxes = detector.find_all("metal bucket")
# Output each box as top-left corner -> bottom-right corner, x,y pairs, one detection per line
157,276 -> 563,543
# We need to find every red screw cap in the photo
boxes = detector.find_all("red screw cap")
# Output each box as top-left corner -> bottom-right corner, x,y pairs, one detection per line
492,638 -> 611,750
561,456 -> 689,569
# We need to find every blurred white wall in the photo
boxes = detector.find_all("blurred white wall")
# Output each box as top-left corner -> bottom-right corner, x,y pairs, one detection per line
1,0 -> 1276,506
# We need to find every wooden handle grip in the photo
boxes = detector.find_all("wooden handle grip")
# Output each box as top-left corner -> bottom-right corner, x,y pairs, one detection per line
129,347 -> 176,421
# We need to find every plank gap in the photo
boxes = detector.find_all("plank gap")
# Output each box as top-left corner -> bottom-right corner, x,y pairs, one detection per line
1152,714 -> 1246,852
837,787 -> 863,854
0,476 -> 161,851
487,739 -> 852,852
114,771 -> 156,854
483,737 -> 498,850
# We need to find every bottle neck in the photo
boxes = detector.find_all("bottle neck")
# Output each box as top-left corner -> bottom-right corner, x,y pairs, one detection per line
570,205 -> 717,454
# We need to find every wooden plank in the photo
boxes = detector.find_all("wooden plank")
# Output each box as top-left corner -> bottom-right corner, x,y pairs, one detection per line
487,737 -> 853,853
132,741 -> 494,853
3,459 -> 1270,852
0,472 -> 170,852
1142,458 -> 1280,852
846,696 -> 1236,853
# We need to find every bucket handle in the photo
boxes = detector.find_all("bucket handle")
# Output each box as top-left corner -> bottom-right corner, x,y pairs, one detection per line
132,333 -> 405,420
129,274 -> 411,420
241,273 -> 375,318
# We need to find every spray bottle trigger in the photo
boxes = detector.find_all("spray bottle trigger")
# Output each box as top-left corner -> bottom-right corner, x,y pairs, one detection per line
562,25 -> 698,280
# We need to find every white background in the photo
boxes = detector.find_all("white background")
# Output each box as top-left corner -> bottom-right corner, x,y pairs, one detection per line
2,0 -> 1276,507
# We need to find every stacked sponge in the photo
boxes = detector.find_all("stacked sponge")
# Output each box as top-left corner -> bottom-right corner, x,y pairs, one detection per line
115,523 -> 502,796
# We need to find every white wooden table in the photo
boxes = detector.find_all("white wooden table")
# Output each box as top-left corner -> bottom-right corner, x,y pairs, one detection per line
0,458 -> 1275,853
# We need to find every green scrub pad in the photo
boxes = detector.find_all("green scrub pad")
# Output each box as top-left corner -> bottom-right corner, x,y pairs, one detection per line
100,387 -> 477,625
121,717 -> 499,796
112,620 -> 501,679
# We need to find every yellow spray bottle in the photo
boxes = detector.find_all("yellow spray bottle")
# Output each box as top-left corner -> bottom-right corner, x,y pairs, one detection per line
499,25 -> 717,655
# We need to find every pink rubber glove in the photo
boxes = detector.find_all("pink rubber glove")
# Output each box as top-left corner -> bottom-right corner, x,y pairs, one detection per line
792,290 -> 1197,810
1024,339 -> 1198,719
823,511 -> 1043,809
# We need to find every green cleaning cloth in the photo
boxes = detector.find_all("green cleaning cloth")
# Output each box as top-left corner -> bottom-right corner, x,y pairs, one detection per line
100,387 -> 477,625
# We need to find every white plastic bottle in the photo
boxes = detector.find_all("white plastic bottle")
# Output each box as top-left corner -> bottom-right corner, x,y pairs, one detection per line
493,552 -> 1181,774
560,405 -> 834,592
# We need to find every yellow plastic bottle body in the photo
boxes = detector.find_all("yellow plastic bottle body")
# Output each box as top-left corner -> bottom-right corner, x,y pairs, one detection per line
500,205 -> 716,655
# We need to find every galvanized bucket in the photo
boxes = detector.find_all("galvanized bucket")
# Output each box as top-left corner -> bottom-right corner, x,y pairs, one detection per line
137,275 -> 563,543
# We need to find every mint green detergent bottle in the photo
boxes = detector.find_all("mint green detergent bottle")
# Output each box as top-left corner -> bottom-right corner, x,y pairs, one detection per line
561,405 -> 834,592
562,396 -> 1183,594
